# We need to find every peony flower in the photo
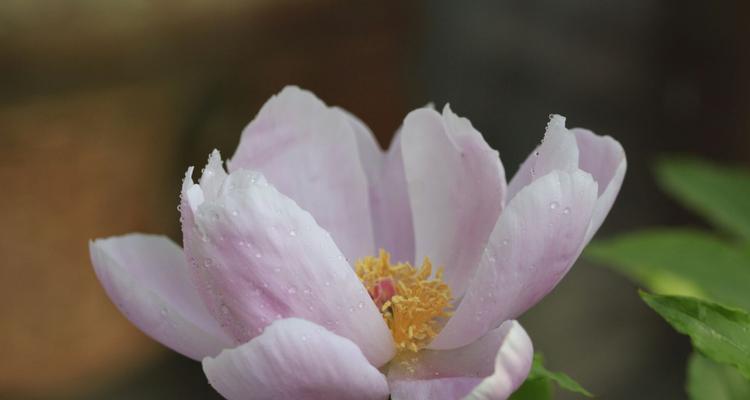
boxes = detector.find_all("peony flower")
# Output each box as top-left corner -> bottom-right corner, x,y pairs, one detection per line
90,86 -> 625,400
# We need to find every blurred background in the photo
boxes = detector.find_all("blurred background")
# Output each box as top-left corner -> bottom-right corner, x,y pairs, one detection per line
1,1 -> 749,399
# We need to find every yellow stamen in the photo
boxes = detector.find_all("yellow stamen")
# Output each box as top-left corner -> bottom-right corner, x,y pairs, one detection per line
355,249 -> 453,353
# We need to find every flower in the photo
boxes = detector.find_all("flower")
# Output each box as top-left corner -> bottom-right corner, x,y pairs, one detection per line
90,86 -> 625,400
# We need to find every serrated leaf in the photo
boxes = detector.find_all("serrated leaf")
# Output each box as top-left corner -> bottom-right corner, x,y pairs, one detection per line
640,292 -> 750,379
586,229 -> 750,309
687,352 -> 750,400
528,354 -> 592,397
656,157 -> 750,241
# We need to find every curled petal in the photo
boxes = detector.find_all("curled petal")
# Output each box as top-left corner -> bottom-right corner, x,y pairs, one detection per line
228,86 -> 376,262
572,128 -> 627,243
507,115 -> 579,202
203,318 -> 389,400
181,152 -> 394,366
90,234 -> 232,360
400,105 -> 506,295
388,321 -> 533,400
430,170 -> 598,349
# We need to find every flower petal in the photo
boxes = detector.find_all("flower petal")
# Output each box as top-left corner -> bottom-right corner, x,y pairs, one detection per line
571,128 -> 627,243
90,234 -> 232,360
228,86 -> 375,262
506,115 -> 579,202
339,110 -> 415,264
388,321 -> 533,400
371,129 -> 415,264
203,318 -> 389,400
181,152 -> 394,366
430,170 -> 597,349
400,105 -> 506,295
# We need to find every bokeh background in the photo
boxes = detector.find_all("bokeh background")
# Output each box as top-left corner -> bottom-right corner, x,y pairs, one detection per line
2,1 -> 749,399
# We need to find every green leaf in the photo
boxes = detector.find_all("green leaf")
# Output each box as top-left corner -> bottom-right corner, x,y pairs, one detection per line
656,157 -> 750,241
688,352 -> 750,400
527,354 -> 593,397
640,292 -> 750,379
586,229 -> 750,310
509,377 -> 552,400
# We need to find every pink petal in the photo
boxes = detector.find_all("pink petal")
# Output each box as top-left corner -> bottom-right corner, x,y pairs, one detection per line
228,86 -> 375,262
370,129 -> 415,264
90,234 -> 232,360
572,128 -> 627,243
506,115 -> 580,202
181,152 -> 394,366
203,318 -> 389,400
430,170 -> 598,349
339,110 -> 415,264
388,321 -> 533,400
400,105 -> 506,295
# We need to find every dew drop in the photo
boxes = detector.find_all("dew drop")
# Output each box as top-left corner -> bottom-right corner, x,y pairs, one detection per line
255,252 -> 262,259
357,301 -> 364,309
287,287 -> 297,295
501,239 -> 509,246
289,229 -> 297,237
324,281 -> 331,287
562,207 -> 571,215
221,304 -> 230,315
550,201 -> 559,210
301,335 -> 308,342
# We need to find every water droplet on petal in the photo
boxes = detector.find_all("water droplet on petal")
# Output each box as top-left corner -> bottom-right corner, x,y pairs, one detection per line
562,207 -> 571,215
287,287 -> 297,295
289,229 -> 297,237
357,301 -> 364,309
255,252 -> 262,258
550,201 -> 559,210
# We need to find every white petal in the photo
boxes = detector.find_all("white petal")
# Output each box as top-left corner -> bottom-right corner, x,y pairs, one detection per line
228,86 -> 376,262
90,234 -> 232,360
203,318 -> 390,400
400,105 -> 506,295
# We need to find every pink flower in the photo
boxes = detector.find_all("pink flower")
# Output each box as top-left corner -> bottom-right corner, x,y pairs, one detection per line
90,86 -> 625,400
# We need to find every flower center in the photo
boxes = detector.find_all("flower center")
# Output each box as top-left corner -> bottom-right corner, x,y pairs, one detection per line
355,249 -> 453,352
